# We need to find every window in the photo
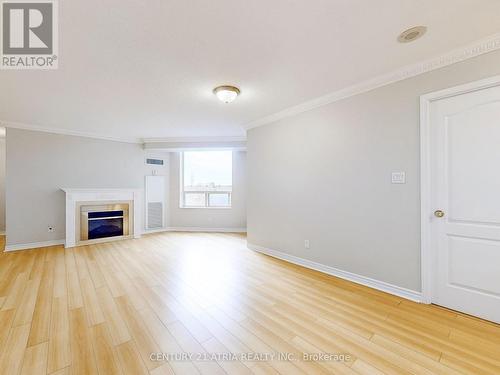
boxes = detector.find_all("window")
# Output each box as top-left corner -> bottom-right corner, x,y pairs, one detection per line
180,151 -> 232,208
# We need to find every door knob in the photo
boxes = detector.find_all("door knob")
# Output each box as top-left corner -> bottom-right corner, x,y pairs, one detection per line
434,210 -> 445,218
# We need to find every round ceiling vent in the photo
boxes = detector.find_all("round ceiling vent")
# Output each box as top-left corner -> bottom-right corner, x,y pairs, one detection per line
397,26 -> 427,43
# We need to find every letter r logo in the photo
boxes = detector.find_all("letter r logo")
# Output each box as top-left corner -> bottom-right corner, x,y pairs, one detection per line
2,1 -> 53,54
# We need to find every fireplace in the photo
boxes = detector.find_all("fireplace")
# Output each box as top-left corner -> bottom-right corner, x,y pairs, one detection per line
62,189 -> 141,248
80,203 -> 130,242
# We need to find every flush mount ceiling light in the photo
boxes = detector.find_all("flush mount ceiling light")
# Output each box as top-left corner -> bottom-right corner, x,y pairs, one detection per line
398,26 -> 427,43
213,85 -> 240,103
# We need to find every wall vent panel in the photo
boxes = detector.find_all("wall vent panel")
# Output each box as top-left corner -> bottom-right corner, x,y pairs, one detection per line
145,175 -> 166,230
147,202 -> 163,229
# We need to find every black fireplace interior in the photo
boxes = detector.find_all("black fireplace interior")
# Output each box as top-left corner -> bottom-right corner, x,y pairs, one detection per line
88,210 -> 124,240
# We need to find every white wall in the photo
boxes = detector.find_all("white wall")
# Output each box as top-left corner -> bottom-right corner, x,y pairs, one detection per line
247,49 -> 500,292
168,151 -> 247,230
0,137 -> 5,233
6,128 -> 148,246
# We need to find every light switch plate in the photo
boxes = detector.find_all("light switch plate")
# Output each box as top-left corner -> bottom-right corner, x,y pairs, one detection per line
391,171 -> 406,184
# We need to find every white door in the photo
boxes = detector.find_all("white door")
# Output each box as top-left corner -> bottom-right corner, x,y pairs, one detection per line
428,83 -> 500,323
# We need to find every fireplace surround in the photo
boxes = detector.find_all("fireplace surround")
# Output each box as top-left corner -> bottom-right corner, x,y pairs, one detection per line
62,188 -> 142,248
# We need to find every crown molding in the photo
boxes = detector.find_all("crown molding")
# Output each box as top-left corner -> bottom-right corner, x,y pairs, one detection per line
245,32 -> 500,130
0,120 -> 143,144
0,121 -> 246,144
143,135 -> 247,152
142,135 -> 246,143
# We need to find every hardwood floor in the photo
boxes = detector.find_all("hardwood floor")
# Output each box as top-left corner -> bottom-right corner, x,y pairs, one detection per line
0,232 -> 499,375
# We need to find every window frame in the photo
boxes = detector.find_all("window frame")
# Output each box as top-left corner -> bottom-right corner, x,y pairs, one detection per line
179,151 -> 233,209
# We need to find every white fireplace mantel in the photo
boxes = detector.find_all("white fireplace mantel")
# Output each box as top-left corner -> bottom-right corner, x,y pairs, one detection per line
61,188 -> 142,248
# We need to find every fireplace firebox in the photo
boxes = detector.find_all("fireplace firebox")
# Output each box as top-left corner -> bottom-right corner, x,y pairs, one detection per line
80,203 -> 130,242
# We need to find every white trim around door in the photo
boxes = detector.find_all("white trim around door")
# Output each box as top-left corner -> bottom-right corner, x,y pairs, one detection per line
420,74 -> 500,305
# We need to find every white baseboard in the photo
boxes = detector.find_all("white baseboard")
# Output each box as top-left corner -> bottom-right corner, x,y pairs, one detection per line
165,227 -> 246,233
248,243 -> 423,303
142,228 -> 171,234
142,227 -> 247,234
5,239 -> 65,252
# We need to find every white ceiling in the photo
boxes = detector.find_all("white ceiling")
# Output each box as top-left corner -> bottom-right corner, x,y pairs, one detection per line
2,0 -> 500,141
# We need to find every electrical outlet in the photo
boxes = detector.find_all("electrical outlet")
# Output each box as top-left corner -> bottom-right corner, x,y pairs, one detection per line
391,171 -> 406,184
48,226 -> 55,232
304,240 -> 310,249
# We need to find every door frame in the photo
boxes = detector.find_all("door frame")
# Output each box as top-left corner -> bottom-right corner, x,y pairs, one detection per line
420,74 -> 500,304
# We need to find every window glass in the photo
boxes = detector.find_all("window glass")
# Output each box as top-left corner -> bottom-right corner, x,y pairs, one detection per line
208,193 -> 231,207
184,192 -> 206,207
181,151 -> 233,208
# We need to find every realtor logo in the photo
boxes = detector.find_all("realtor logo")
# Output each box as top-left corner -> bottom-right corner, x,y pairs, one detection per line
1,0 -> 58,69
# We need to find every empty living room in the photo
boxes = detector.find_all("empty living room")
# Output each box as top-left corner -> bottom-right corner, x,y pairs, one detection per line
1,1 -> 500,374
